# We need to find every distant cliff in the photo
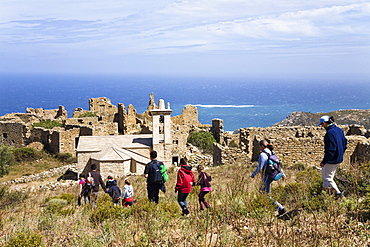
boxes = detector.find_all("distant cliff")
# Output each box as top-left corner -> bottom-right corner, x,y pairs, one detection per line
273,109 -> 370,129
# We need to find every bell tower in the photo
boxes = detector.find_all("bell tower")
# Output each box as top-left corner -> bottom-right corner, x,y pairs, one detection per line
151,99 -> 172,166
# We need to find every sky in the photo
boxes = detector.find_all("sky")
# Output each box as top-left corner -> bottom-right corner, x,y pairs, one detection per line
1,0 -> 370,78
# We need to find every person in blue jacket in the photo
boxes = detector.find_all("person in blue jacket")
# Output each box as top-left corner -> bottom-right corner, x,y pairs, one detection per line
105,180 -> 121,206
318,116 -> 347,197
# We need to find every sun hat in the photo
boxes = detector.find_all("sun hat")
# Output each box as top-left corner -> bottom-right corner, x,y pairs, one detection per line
317,116 -> 330,126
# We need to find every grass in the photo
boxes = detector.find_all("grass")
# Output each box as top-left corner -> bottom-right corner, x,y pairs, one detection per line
0,157 -> 62,183
1,162 -> 370,246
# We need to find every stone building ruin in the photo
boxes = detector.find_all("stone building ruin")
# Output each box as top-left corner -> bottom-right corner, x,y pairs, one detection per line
213,124 -> 370,169
1,93 -> 370,179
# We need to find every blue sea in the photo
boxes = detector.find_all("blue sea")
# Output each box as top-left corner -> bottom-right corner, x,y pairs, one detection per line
1,73 -> 369,131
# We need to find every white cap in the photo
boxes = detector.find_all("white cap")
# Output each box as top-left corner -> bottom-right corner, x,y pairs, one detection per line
318,116 -> 330,126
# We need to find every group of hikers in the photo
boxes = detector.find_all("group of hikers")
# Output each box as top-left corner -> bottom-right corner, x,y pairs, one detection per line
78,164 -> 134,208
77,150 -> 212,215
77,115 -> 347,218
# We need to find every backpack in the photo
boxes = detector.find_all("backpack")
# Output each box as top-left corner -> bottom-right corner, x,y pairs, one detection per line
159,163 -> 169,183
81,180 -> 91,196
86,172 -> 95,187
149,161 -> 164,184
263,150 -> 283,180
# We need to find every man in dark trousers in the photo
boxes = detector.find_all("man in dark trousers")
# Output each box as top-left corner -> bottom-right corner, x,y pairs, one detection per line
88,163 -> 106,208
144,151 -> 164,204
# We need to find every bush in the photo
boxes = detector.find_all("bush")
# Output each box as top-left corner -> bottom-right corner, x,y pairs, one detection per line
77,111 -> 98,118
5,231 -> 44,247
32,120 -> 62,129
187,131 -> 216,153
0,145 -> 14,177
89,194 -> 133,225
54,153 -> 77,163
43,193 -> 76,216
12,147 -> 43,163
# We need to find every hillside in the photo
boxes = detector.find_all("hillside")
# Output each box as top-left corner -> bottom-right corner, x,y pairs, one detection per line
273,109 -> 370,129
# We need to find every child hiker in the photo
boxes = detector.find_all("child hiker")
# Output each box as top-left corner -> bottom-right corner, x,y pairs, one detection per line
78,174 -> 90,206
196,165 -> 212,211
105,180 -> 121,206
122,178 -> 134,207
175,157 -> 196,215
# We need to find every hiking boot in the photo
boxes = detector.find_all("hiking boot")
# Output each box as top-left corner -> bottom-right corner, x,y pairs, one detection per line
182,207 -> 190,215
278,208 -> 287,216
335,192 -> 343,200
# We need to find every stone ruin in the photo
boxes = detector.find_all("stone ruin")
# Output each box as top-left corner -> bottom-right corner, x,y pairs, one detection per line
212,120 -> 370,168
1,95 -> 370,175
0,94 -> 205,164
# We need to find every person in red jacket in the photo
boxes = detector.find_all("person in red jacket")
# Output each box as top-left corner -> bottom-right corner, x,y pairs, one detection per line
175,157 -> 196,215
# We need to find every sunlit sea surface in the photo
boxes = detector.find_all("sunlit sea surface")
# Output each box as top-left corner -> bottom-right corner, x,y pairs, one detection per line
1,73 -> 369,131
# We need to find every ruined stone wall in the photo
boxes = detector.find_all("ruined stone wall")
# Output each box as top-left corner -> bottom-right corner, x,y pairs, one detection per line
171,125 -> 191,159
0,121 -> 27,147
213,143 -> 250,166
72,108 -> 90,118
0,113 -> 38,126
59,128 -> 81,155
64,117 -> 100,125
350,139 -> 370,164
238,125 -> 367,167
26,106 -> 67,120
171,105 -> 201,127
211,119 -> 224,144
89,97 -> 117,122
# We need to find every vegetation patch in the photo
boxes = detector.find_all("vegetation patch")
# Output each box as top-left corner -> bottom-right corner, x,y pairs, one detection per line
32,120 -> 62,129
187,131 -> 216,153
77,111 -> 98,118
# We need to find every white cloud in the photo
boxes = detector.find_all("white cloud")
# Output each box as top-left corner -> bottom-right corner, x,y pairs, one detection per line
0,0 -> 369,75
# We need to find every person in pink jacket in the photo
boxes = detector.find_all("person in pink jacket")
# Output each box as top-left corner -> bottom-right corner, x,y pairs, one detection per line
175,157 -> 196,215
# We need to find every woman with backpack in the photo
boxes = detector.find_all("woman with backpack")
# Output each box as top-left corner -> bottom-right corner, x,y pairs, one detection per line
250,140 -> 286,216
175,157 -> 196,216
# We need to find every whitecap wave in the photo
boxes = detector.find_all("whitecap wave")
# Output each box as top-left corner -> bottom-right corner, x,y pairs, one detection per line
193,104 -> 254,108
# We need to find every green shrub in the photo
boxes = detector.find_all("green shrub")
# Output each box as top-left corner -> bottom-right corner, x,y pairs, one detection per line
289,162 -> 307,171
12,147 -> 43,163
32,120 -> 62,129
295,168 -> 322,194
54,153 -> 77,163
5,231 -> 44,247
89,197 -> 133,225
43,193 -> 76,216
77,111 -> 98,118
0,145 -> 14,177
187,131 -> 216,153
246,193 -> 276,219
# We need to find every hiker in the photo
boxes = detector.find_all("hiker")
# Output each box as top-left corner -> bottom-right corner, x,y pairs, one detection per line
105,175 -> 117,190
196,164 -> 212,211
105,180 -> 121,206
175,157 -> 196,215
77,174 -> 90,206
251,140 -> 286,216
88,164 -> 106,208
144,151 -> 165,204
318,116 -> 347,197
122,178 -> 134,207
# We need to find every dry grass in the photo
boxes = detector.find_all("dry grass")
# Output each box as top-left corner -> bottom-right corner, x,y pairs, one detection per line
1,162 -> 370,246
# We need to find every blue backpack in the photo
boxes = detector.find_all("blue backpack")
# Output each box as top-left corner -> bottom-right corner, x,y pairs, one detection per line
149,161 -> 164,184
263,150 -> 283,181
